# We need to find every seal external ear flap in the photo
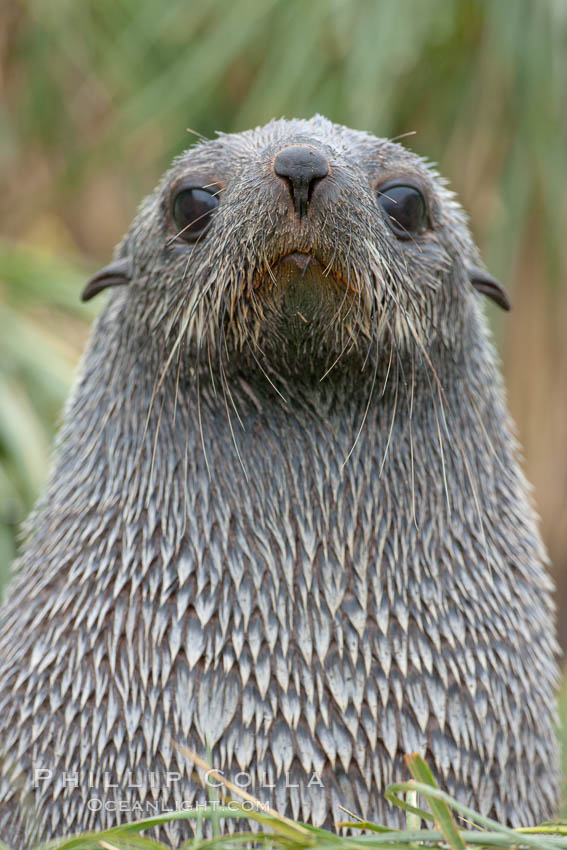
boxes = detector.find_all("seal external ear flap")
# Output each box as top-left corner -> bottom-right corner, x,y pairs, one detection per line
81,257 -> 132,302
468,265 -> 511,311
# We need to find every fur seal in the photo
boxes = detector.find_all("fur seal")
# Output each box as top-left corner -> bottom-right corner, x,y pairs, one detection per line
0,116 -> 559,847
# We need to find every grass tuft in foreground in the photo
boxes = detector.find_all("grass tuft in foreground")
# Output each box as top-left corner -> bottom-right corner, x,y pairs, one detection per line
16,752 -> 567,850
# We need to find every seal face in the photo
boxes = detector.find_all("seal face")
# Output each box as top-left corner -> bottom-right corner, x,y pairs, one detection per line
0,116 -> 558,847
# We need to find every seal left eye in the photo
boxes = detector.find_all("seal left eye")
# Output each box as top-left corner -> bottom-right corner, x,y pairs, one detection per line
377,182 -> 428,239
172,188 -> 218,241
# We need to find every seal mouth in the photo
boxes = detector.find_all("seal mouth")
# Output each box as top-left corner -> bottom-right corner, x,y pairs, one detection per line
246,250 -> 358,328
278,252 -> 314,271
266,251 -> 359,295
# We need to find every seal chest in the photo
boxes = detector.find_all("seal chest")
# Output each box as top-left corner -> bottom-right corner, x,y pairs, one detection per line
0,116 -> 559,847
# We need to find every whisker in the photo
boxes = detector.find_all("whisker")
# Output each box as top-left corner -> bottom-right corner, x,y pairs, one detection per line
387,130 -> 417,144
196,338 -> 212,481
342,314 -> 380,469
409,356 -> 418,530
379,334 -> 399,479
245,337 -> 287,403
186,127 -> 209,141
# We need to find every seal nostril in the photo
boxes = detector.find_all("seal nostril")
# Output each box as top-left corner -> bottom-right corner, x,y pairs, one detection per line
273,145 -> 329,220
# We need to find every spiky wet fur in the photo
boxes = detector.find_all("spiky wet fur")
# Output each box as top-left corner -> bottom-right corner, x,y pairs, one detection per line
0,116 -> 560,847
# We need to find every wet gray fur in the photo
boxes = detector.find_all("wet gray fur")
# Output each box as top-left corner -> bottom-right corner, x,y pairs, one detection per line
0,116 -> 560,847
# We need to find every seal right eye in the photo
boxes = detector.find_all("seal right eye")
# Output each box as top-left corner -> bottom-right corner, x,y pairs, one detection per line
376,182 -> 428,239
172,187 -> 218,241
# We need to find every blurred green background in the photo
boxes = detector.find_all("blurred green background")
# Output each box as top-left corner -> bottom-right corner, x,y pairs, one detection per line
0,0 -> 566,764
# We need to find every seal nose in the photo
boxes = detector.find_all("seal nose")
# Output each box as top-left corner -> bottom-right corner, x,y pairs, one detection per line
273,145 -> 329,220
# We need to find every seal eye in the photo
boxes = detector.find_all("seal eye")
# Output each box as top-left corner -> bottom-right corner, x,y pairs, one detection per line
172,187 -> 218,241
377,183 -> 428,239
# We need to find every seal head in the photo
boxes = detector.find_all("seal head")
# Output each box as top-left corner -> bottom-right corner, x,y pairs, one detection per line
83,117 -> 509,377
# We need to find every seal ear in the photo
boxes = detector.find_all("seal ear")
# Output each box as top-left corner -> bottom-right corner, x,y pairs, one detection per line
81,257 -> 132,302
468,265 -> 511,311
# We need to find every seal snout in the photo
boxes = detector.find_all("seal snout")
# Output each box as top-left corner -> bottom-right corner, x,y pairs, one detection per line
273,145 -> 329,220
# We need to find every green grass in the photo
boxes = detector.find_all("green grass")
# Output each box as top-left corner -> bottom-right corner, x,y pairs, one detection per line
0,642 -> 564,849
13,753 -> 567,850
